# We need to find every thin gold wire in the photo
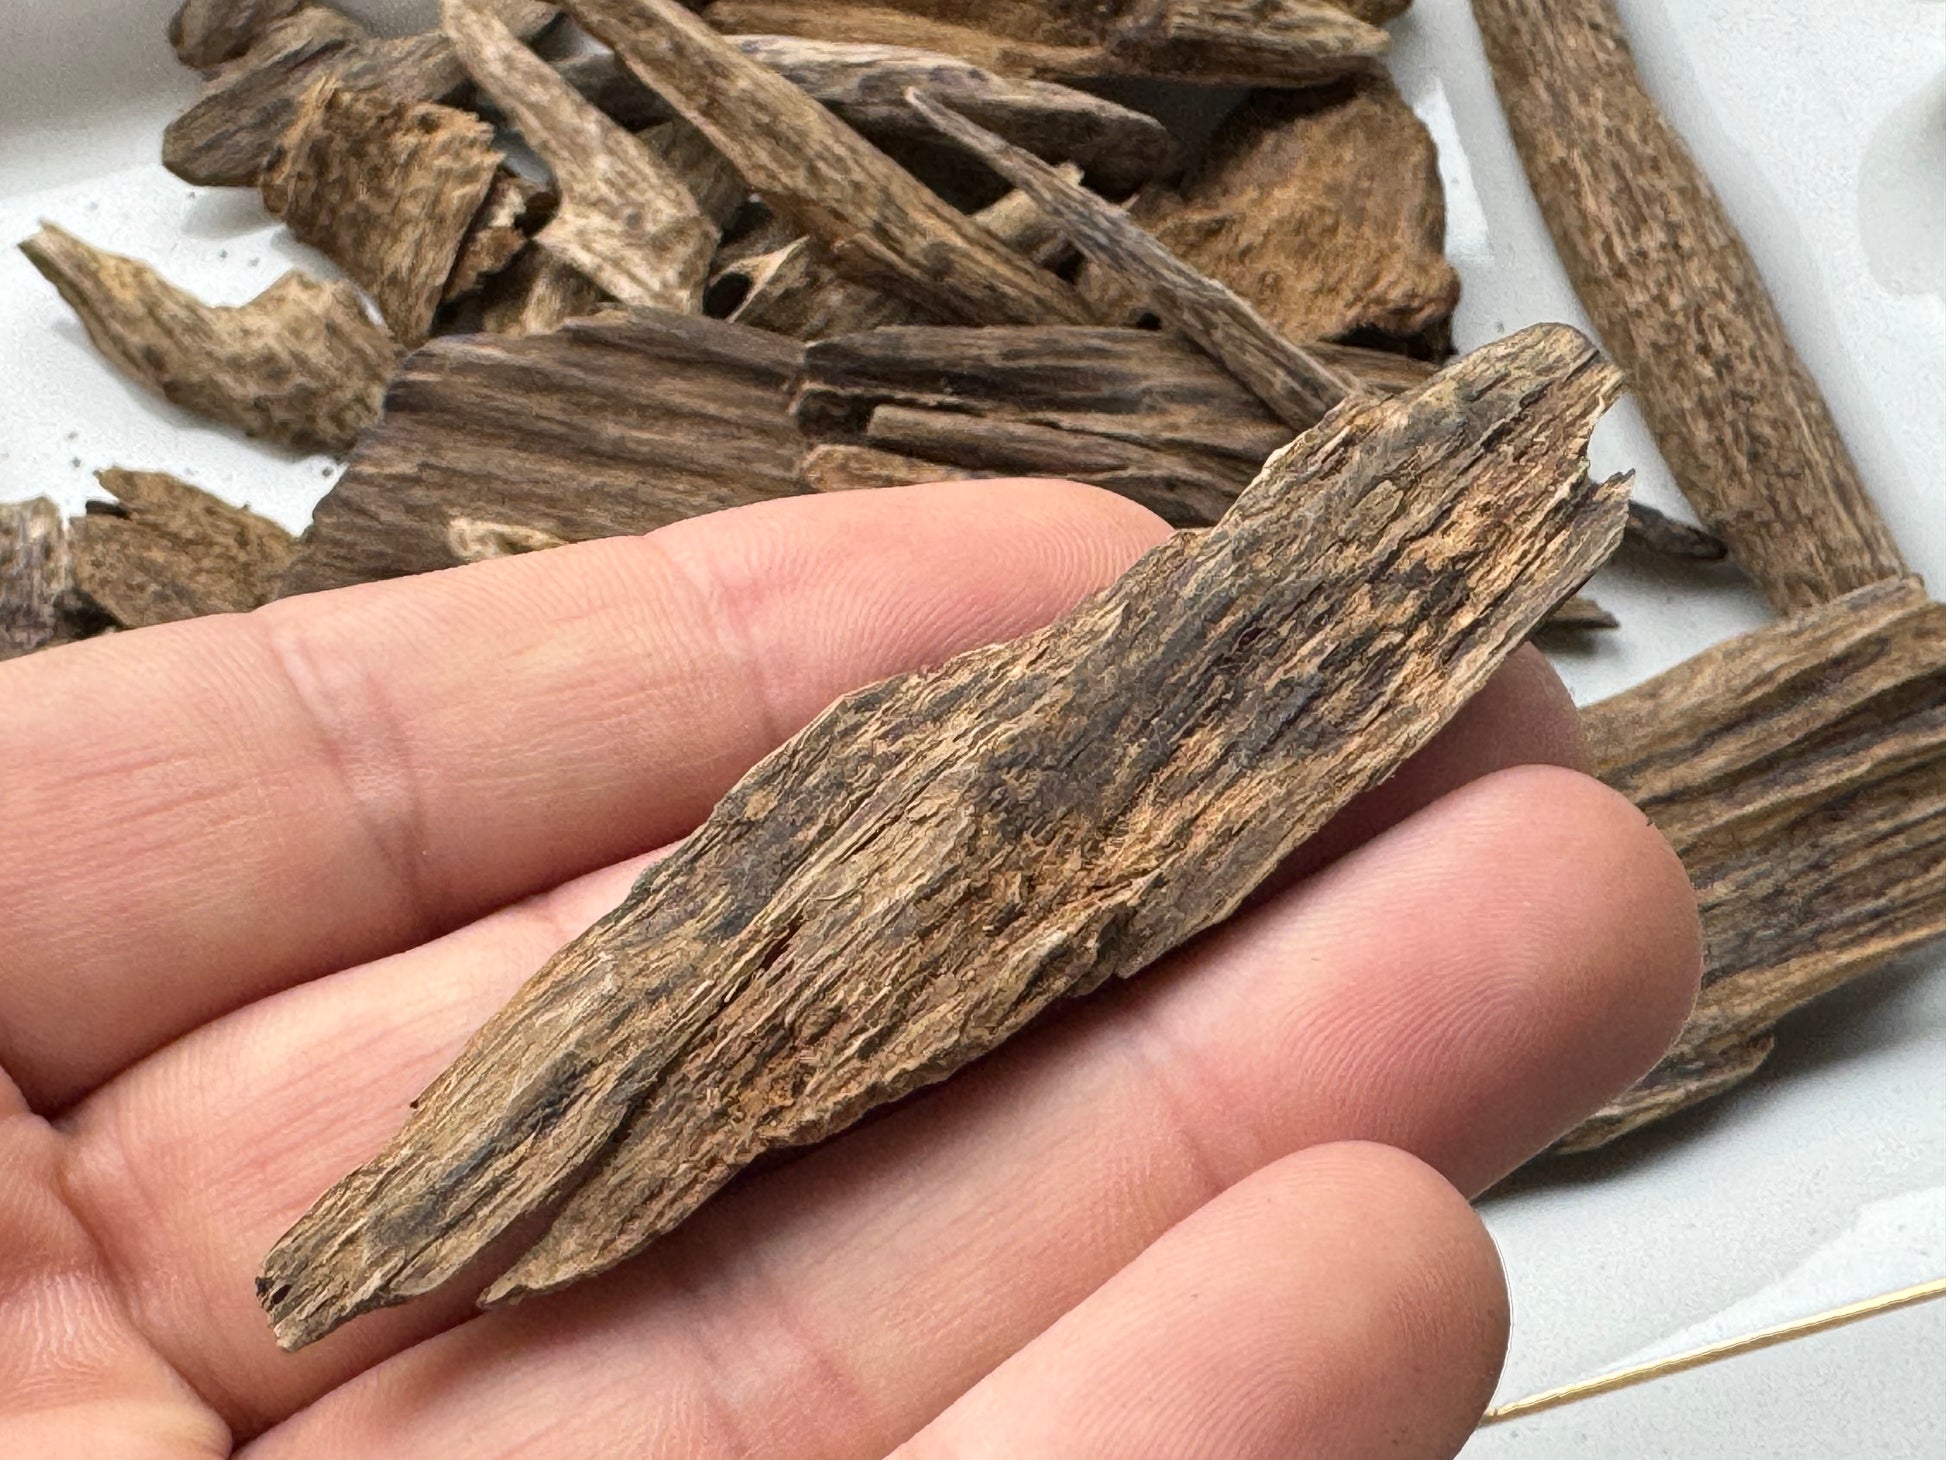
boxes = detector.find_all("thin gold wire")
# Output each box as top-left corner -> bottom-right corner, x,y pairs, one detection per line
1478,1275 -> 1946,1427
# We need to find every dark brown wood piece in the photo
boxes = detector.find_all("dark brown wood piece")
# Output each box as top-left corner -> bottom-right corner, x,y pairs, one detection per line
168,0 -> 308,69
443,172 -> 546,305
908,90 -> 1359,432
1078,76 -> 1456,350
446,1 -> 720,313
1624,500 -> 1728,562
1561,576 -> 1946,1148
1471,0 -> 1903,614
278,308 -> 806,596
20,224 -> 399,457
702,0 -> 1391,88
1537,594 -> 1617,633
258,324 -> 1627,1350
479,247 -> 609,335
558,0 -> 1093,325
260,80 -> 505,347
68,469 -> 296,629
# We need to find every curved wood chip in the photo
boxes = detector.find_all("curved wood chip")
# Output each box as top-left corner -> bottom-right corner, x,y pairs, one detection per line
168,0 -> 308,69
261,80 -> 504,346
259,323 -> 1626,1350
446,0 -> 718,313
908,90 -> 1359,430
20,223 -> 398,457
69,469 -> 295,628
1080,76 -> 1456,348
560,0 -> 1091,325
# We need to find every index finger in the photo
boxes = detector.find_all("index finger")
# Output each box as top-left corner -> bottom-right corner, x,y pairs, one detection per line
0,480 -> 1168,1109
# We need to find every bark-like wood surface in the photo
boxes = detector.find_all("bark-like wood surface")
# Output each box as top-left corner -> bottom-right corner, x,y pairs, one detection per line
258,324 -> 1627,1349
20,224 -> 398,457
703,0 -> 1391,88
1471,0 -> 1902,614
1079,76 -> 1455,349
729,36 -> 1179,194
910,91 -> 1359,431
447,1 -> 718,314
163,2 -> 557,187
260,80 -> 504,347
278,308 -> 806,595
560,0 -> 1092,325
0,500 -> 82,661
68,469 -> 296,629
1563,576 -> 1946,1148
168,0 -> 308,69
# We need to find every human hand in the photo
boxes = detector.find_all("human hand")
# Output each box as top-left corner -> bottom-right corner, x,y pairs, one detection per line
0,480 -> 1699,1457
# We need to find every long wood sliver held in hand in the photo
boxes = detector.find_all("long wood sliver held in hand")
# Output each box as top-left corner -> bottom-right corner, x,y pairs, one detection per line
259,323 -> 1630,1351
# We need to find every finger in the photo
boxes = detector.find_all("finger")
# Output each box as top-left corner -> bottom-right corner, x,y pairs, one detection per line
897,1143 -> 1506,1460
0,480 -> 1169,1108
75,764 -> 1696,1447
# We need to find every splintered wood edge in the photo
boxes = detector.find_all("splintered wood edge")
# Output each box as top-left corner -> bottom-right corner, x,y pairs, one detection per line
258,325 -> 1625,1350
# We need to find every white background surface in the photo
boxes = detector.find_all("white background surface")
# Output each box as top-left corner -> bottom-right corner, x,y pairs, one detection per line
2,2 -> 1942,1454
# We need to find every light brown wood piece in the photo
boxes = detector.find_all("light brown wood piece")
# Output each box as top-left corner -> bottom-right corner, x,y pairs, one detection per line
163,2 -> 558,186
1562,577 -> 1946,1149
444,171 -> 545,304
703,0 -> 1390,87
1080,75 -> 1456,349
68,469 -> 296,629
479,247 -> 607,334
1,500 -> 84,661
20,224 -> 398,457
279,308 -> 806,595
258,324 -> 1626,1350
1471,0 -> 1903,614
446,2 -> 718,314
727,36 -> 1179,194
168,0 -> 308,69
910,90 -> 1359,431
260,80 -> 504,347
444,517 -> 571,560
559,0 -> 1092,325
797,443 -> 982,492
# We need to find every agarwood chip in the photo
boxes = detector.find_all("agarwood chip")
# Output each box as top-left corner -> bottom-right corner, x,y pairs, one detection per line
68,469 -> 296,629
447,1 -> 719,313
279,308 -> 806,596
702,0 -> 1390,87
560,0 -> 1092,325
258,323 -> 1627,1349
796,443 -> 983,493
1562,576 -> 1946,1148
1623,500 -> 1728,562
1472,0 -> 1902,613
479,247 -> 607,334
19,224 -> 398,457
443,172 -> 546,304
1537,594 -> 1617,633
1079,76 -> 1456,350
261,80 -> 505,347
1,499 -> 85,661
163,2 -> 557,187
444,517 -> 571,560
910,90 -> 1358,431
168,0 -> 309,69
642,120 -> 749,230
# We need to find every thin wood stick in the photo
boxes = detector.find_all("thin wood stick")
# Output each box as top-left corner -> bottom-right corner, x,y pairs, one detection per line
560,0 -> 1090,325
1480,1276 -> 1946,1426
1470,0 -> 1903,614
907,88 -> 1358,431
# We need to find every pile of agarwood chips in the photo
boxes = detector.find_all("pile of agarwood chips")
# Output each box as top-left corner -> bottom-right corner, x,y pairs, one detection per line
4,0 -> 1942,1347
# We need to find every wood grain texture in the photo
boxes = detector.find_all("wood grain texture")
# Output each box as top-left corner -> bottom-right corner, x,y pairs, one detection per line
168,0 -> 308,69
796,443 -> 981,492
1471,0 -> 1903,614
0,500 -> 84,661
446,0 -> 718,314
278,308 -> 805,595
1563,577 -> 1946,1149
68,469 -> 296,629
260,80 -> 504,347
909,90 -> 1360,432
562,0 -> 1091,325
702,0 -> 1390,87
162,1 -> 557,186
258,324 -> 1627,1349
1624,500 -> 1727,562
1079,76 -> 1456,349
19,224 -> 398,457
480,246 -> 607,334
443,171 -> 544,304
